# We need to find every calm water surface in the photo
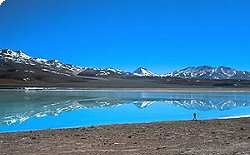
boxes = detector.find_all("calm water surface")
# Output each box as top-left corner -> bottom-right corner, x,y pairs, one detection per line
0,90 -> 250,132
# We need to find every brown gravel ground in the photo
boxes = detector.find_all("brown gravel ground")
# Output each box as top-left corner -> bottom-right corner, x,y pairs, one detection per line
0,118 -> 250,155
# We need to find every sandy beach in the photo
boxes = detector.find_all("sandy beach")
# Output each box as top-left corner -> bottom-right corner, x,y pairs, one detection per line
0,118 -> 250,155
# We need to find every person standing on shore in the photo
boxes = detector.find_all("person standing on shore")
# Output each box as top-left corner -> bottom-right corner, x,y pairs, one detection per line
193,113 -> 197,121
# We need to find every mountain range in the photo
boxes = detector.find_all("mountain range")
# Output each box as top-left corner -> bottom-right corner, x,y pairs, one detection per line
167,66 -> 250,80
1,49 -> 250,88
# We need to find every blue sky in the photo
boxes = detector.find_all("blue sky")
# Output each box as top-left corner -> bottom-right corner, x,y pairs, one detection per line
0,0 -> 250,73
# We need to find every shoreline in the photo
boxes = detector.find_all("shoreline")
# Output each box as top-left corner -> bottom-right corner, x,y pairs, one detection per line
1,116 -> 250,134
1,118 -> 250,154
1,87 -> 250,92
1,115 -> 250,134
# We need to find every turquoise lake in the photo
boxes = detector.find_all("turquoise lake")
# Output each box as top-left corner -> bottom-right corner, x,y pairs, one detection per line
0,90 -> 250,133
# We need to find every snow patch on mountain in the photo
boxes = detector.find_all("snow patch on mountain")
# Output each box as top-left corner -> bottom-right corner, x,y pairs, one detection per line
0,0 -> 5,6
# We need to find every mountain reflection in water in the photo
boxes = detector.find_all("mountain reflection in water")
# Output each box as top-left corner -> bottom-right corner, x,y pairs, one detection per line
1,91 -> 250,126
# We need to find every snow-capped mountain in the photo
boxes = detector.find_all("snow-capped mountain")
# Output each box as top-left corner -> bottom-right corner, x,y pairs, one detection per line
78,67 -> 132,77
0,49 -> 136,81
0,49 -> 88,83
167,66 -> 250,80
133,67 -> 156,77
0,49 -> 82,76
79,67 -> 157,78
